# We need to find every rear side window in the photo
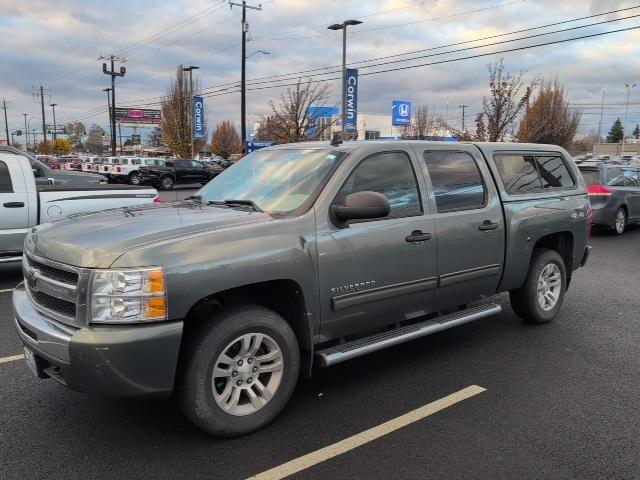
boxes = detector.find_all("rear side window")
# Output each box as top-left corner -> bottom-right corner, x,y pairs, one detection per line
494,154 -> 541,194
623,169 -> 640,187
0,160 -> 13,192
337,151 -> 422,219
423,151 -> 486,212
536,156 -> 575,189
605,168 -> 625,186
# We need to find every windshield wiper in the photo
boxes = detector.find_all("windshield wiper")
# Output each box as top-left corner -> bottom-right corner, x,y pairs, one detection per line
223,199 -> 264,212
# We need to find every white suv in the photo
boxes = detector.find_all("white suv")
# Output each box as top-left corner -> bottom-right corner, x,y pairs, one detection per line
108,157 -> 167,185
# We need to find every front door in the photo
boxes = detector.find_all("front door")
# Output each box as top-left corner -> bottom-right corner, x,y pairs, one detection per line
0,158 -> 30,254
316,149 -> 438,340
416,146 -> 504,309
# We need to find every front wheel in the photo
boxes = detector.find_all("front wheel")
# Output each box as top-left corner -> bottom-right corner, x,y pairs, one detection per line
129,172 -> 141,185
510,248 -> 566,324
179,305 -> 300,436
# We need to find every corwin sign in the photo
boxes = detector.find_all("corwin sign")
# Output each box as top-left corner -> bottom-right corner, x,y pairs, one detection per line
344,68 -> 358,133
192,96 -> 205,139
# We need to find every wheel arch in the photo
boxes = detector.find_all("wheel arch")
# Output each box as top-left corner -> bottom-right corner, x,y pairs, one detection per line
532,231 -> 574,288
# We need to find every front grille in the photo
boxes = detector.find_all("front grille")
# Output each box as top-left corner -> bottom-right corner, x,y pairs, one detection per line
30,290 -> 76,318
29,259 -> 78,285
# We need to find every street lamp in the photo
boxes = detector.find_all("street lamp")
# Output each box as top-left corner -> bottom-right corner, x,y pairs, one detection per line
22,113 -> 29,151
246,50 -> 270,59
49,104 -> 58,151
622,83 -> 637,152
182,65 -> 200,159
597,85 -> 607,142
328,19 -> 363,136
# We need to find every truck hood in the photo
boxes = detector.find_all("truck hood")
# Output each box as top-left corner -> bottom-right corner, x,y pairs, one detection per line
26,201 -> 272,268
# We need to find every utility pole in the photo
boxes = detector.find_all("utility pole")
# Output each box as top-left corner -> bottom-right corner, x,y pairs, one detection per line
102,88 -> 113,144
118,122 -> 123,155
328,19 -> 363,137
101,55 -> 127,156
597,85 -> 607,142
459,105 -> 468,132
22,113 -> 29,151
182,66 -> 200,158
622,83 -> 636,153
2,99 -> 9,146
36,86 -> 47,152
49,103 -> 58,150
230,0 -> 262,153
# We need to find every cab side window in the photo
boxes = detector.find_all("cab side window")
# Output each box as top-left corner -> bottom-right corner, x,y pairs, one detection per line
494,154 -> 542,194
0,160 -> 13,192
336,151 -> 422,219
424,151 -> 486,212
536,155 -> 575,189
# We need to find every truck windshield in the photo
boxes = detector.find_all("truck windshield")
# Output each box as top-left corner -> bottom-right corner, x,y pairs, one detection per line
198,148 -> 344,215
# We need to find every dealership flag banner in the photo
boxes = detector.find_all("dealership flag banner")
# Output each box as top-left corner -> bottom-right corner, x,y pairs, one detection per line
344,69 -> 358,133
392,100 -> 412,126
192,96 -> 205,139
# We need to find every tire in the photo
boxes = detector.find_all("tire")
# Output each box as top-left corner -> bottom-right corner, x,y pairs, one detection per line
613,207 -> 627,235
179,305 -> 300,437
160,175 -> 174,190
129,172 -> 142,185
510,248 -> 566,324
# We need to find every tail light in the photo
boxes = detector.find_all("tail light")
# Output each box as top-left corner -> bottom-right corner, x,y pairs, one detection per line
587,184 -> 613,196
153,195 -> 161,203
116,166 -> 121,173
87,164 -> 92,169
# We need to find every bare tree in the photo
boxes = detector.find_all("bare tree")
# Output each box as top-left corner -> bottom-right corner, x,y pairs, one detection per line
160,65 -> 207,157
257,79 -> 333,143
210,120 -> 242,159
400,104 -> 440,139
517,79 -> 581,149
481,59 -> 537,141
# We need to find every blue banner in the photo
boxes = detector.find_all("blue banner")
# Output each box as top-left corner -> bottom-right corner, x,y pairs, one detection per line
344,69 -> 358,133
392,100 -> 412,126
192,96 -> 205,139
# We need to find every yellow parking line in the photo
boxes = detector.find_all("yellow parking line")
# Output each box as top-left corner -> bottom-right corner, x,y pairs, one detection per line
247,384 -> 487,480
0,354 -> 24,364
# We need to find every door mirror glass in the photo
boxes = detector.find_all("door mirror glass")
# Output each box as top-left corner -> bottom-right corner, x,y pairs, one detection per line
331,191 -> 390,225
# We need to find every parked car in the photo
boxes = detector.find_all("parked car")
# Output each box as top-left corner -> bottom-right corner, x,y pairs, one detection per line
59,156 -> 82,170
81,156 -> 103,173
580,163 -> 640,234
30,157 -> 108,186
0,146 -> 158,263
107,157 -> 167,185
13,140 -> 590,436
138,158 -> 221,189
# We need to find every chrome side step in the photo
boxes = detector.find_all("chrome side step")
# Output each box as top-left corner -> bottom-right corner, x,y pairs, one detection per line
315,304 -> 502,367
0,254 -> 22,264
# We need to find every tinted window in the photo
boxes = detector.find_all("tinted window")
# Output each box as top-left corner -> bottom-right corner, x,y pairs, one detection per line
0,160 -> 12,192
337,152 -> 422,219
605,168 -> 625,186
494,154 -> 541,194
424,151 -> 486,212
579,169 -> 601,186
536,156 -> 575,189
191,161 -> 203,168
623,169 -> 640,187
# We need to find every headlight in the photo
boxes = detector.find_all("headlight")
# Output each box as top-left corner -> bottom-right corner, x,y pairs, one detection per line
90,267 -> 167,324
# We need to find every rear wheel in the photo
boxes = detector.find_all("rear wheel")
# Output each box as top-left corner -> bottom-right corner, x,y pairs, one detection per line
129,172 -> 141,185
510,248 -> 566,324
179,305 -> 299,436
613,207 -> 626,235
160,175 -> 174,190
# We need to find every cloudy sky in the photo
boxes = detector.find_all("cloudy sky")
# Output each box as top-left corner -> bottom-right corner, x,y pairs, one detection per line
2,0 -> 640,141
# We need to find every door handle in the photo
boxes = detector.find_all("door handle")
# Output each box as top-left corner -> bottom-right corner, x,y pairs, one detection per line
479,220 -> 498,231
405,230 -> 432,242
3,202 -> 25,208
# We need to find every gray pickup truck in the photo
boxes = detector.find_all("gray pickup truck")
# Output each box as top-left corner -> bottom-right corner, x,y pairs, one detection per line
13,141 -> 591,436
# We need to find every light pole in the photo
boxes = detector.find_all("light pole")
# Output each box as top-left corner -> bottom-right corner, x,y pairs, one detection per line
49,103 -> 58,151
328,19 -> 363,136
597,85 -> 607,142
22,113 -> 29,151
182,65 -> 200,159
100,55 -> 127,156
622,82 -> 637,152
102,88 -> 112,146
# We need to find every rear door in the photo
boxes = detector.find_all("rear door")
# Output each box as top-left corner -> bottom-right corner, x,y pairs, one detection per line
622,168 -> 640,219
174,160 -> 190,183
415,145 -> 504,309
0,156 -> 30,254
191,160 -> 209,182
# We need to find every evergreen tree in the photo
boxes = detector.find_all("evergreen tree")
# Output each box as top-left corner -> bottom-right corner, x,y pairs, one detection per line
606,118 -> 624,143
633,124 -> 640,139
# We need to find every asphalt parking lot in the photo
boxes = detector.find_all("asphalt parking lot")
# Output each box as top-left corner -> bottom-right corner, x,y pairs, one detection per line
1,225 -> 639,479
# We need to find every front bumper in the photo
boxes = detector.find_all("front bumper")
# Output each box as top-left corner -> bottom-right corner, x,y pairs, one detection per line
12,283 -> 183,398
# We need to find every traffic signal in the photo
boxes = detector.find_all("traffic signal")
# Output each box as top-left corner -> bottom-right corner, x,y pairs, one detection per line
16,130 -> 22,136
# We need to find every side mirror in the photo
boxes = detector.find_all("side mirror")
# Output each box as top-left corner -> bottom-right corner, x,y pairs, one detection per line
32,168 -> 42,178
331,191 -> 390,226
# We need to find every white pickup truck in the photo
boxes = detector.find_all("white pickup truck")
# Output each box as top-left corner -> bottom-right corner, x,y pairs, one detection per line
107,157 -> 167,185
0,146 -> 158,263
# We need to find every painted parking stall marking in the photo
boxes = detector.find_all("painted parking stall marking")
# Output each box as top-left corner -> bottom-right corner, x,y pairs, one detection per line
0,288 -> 15,294
247,385 -> 487,480
0,354 -> 25,364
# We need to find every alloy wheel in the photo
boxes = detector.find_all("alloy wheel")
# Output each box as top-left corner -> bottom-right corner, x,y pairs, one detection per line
537,263 -> 562,311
